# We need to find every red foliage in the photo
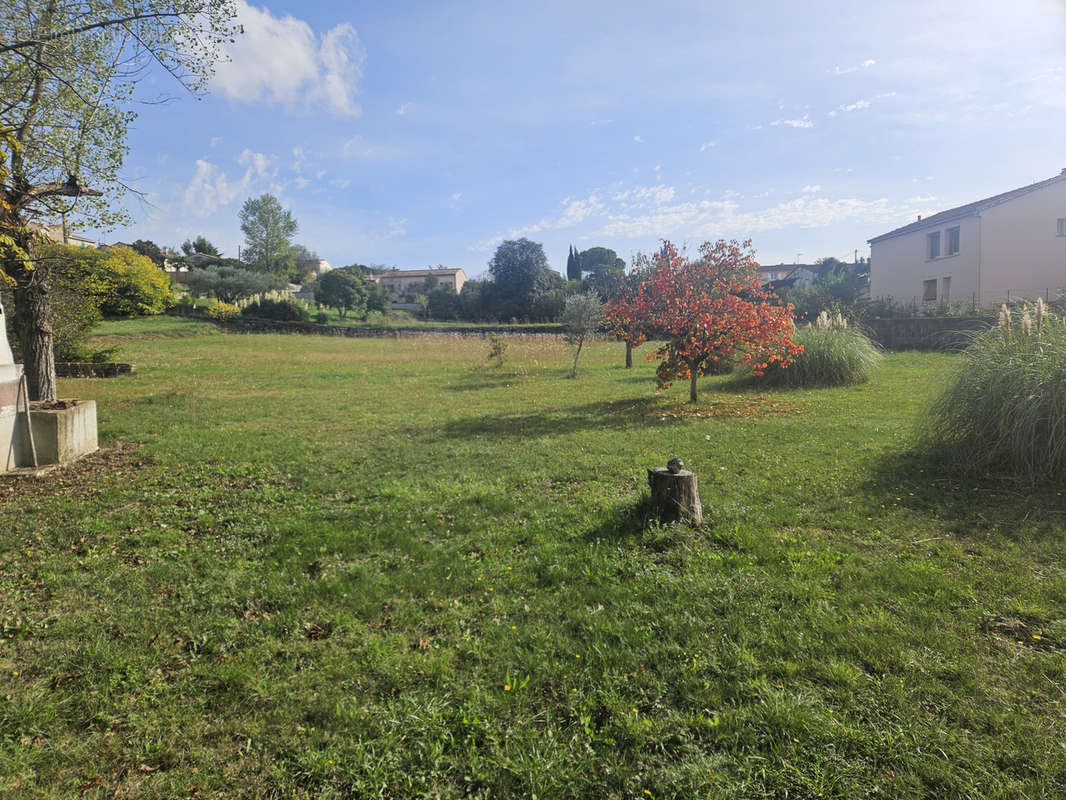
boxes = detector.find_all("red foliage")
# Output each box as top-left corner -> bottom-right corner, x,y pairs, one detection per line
606,239 -> 802,402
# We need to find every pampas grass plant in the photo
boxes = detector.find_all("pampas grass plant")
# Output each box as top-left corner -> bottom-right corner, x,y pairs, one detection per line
920,299 -> 1066,481
751,311 -> 882,388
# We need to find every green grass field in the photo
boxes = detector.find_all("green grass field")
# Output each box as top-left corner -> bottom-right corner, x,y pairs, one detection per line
2,317 -> 1065,799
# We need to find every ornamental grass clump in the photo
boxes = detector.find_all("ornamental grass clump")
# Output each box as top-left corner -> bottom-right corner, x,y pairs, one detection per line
751,311 -> 882,388
920,298 -> 1066,481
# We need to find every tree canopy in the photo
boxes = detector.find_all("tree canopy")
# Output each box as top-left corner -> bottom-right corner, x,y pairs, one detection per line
487,238 -> 557,321
609,240 -> 802,402
314,269 -> 368,319
0,0 -> 238,401
239,194 -> 299,279
181,235 -> 221,257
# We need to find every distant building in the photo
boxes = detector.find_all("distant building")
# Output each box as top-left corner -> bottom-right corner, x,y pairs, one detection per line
297,258 -> 332,280
369,268 -> 467,301
28,222 -> 96,249
757,264 -> 818,288
869,169 -> 1066,307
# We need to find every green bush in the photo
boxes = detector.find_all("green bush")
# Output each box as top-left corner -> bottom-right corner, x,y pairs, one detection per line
752,312 -> 881,388
919,301 -> 1066,481
241,298 -> 309,322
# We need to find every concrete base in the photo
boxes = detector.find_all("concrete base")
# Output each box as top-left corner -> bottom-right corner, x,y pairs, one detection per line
3,400 -> 98,472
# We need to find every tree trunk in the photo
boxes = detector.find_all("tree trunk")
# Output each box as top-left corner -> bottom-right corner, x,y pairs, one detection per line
10,237 -> 57,403
647,467 -> 703,525
570,338 -> 583,378
689,368 -> 699,403
625,341 -> 632,368
13,279 -> 57,403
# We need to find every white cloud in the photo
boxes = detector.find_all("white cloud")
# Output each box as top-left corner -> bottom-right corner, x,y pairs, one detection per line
183,150 -> 276,216
593,194 -> 918,241
473,194 -> 606,251
770,115 -> 814,129
386,217 -> 407,239
451,192 -> 463,201
828,99 -> 871,117
633,135 -> 643,143
213,1 -> 365,117
396,102 -> 413,115
699,140 -> 716,151
614,185 -> 676,207
291,146 -> 307,172
833,58 -> 876,75
293,176 -> 310,190
801,184 -> 821,193
330,177 -> 352,189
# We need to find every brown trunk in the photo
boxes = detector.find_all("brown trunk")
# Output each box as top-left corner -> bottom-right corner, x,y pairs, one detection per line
648,467 -> 703,525
11,237 -> 57,403
689,368 -> 699,403
625,341 -> 632,368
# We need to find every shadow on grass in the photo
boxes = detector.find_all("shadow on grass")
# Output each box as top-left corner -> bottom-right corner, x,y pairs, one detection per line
434,397 -> 674,441
861,448 -> 1066,538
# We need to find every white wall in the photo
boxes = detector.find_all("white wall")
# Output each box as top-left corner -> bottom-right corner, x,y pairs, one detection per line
977,180 -> 1066,304
870,214 -> 981,308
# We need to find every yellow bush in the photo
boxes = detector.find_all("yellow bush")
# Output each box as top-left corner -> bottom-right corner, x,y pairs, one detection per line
206,300 -> 241,320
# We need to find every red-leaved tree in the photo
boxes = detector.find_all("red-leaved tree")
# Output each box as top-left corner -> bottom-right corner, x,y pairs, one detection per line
602,268 -> 652,368
613,239 -> 801,402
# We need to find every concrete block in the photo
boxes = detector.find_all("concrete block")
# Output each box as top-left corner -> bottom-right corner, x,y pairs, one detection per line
4,400 -> 98,471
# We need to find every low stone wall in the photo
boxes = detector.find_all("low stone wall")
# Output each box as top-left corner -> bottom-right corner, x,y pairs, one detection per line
56,362 -> 135,378
861,316 -> 996,351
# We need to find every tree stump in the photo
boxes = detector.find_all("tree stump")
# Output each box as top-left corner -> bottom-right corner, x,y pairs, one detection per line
647,467 -> 703,525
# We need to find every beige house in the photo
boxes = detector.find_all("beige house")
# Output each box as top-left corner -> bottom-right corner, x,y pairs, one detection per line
370,268 -> 467,301
869,170 -> 1066,308
28,222 -> 97,249
757,264 -> 818,288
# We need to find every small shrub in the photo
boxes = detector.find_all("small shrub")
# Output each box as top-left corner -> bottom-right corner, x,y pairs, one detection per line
241,299 -> 309,322
752,312 -> 881,388
314,311 -> 330,324
919,300 -> 1066,481
487,333 -> 508,366
207,301 -> 241,320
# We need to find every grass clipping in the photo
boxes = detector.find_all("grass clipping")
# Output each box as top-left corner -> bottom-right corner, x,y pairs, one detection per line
920,300 -> 1066,481
751,312 -> 882,388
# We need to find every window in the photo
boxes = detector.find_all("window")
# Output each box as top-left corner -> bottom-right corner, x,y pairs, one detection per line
1058,218 -> 1066,236
941,276 -> 951,303
947,226 -> 960,255
927,231 -> 941,259
923,279 -> 938,302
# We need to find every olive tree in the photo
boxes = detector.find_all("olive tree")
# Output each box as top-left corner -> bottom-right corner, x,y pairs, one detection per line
561,291 -> 602,378
0,1 -> 238,401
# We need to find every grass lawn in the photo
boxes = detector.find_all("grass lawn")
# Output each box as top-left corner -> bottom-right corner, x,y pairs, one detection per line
2,317 -> 1065,798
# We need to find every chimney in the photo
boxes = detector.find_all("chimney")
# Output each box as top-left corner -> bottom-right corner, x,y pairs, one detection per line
917,214 -> 922,221
1061,167 -> 1066,175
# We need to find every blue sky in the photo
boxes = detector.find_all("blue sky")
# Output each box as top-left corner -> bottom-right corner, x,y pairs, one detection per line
112,0 -> 1066,277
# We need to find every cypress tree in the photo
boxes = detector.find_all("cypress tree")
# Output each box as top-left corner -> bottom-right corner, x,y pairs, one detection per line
568,245 -> 585,281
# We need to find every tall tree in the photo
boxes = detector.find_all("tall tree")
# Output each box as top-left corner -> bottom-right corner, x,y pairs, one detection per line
578,245 -> 625,299
566,244 -> 581,282
239,193 -> 299,278
487,238 -> 555,321
0,1 -> 238,402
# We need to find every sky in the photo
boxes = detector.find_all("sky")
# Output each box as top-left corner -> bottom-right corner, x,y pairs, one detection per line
106,0 -> 1066,278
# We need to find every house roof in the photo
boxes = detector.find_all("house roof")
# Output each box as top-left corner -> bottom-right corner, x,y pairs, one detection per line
869,171 -> 1066,244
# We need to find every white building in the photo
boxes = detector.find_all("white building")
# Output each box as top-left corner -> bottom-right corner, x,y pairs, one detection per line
869,170 -> 1066,308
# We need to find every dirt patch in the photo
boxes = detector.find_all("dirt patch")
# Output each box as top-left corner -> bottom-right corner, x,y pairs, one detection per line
0,440 -> 145,502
